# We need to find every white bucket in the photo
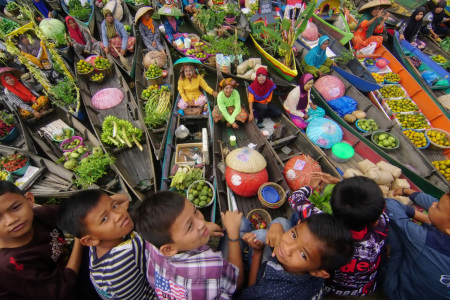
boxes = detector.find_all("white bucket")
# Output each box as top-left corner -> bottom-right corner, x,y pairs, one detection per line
184,38 -> 191,49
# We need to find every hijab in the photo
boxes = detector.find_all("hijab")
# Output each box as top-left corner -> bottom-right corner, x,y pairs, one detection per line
1,74 -> 36,103
65,16 -> 86,45
357,7 -> 382,37
297,73 -> 314,111
248,67 -> 276,101
403,7 -> 426,42
218,78 -> 238,92
33,0 -> 49,17
103,9 -> 117,39
432,0 -> 446,28
304,36 -> 329,68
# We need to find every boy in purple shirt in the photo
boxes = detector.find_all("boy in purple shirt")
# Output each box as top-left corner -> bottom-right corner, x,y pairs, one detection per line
132,191 -> 244,300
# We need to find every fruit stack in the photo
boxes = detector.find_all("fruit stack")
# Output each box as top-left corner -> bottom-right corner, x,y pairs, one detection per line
379,84 -> 407,99
402,129 -> 429,149
76,60 -> 94,77
383,72 -> 401,84
372,73 -> 384,84
426,129 -> 450,149
187,180 -> 214,208
356,118 -> 379,132
395,112 -> 430,131
90,73 -> 105,83
372,132 -> 399,150
432,160 -> 450,182
141,84 -> 159,101
431,55 -> 447,65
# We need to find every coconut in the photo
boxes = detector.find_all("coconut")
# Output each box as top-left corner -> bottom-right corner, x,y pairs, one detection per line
352,110 -> 366,119
343,114 -> 357,123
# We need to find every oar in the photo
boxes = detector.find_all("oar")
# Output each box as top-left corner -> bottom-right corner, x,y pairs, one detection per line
111,44 -> 132,71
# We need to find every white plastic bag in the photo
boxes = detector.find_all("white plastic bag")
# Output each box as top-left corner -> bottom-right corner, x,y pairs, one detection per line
358,42 -> 377,55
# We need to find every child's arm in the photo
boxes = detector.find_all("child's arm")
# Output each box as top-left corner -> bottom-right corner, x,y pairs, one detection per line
413,210 -> 431,224
65,238 -> 83,274
393,187 -> 438,212
221,210 -> 244,291
242,232 -> 265,287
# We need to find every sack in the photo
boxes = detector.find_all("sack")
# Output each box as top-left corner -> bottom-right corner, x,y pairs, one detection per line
327,96 -> 358,117
421,70 -> 439,86
184,106 -> 203,115
358,42 -> 377,55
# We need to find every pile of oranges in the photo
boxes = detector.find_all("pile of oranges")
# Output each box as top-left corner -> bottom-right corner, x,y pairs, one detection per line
371,73 -> 384,84
432,160 -> 450,182
427,130 -> 450,147
403,130 -> 428,148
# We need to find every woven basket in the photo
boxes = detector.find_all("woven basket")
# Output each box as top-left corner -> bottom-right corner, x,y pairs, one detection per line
246,208 -> 272,230
257,182 -> 286,209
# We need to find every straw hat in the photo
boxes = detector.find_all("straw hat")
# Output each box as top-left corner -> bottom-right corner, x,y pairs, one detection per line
226,147 -> 267,173
358,0 -> 392,13
135,6 -> 154,25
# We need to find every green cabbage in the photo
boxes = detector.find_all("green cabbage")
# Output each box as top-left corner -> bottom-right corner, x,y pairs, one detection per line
39,18 -> 66,46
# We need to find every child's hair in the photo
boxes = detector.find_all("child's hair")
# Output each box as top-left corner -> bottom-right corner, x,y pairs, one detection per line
131,191 -> 185,248
330,176 -> 385,232
306,214 -> 354,272
57,189 -> 106,238
179,64 -> 198,79
0,180 -> 24,196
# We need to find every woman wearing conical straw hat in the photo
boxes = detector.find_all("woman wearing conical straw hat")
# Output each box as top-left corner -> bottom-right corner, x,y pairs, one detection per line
136,6 -> 166,55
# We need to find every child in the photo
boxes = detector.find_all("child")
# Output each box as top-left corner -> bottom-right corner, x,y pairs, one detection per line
131,191 -> 244,299
281,174 -> 388,297
383,188 -> 450,299
0,181 -> 83,299
240,214 -> 354,299
57,189 -> 156,300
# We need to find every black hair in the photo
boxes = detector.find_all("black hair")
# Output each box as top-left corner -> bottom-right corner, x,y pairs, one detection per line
0,180 -> 24,196
330,176 -> 385,231
131,191 -> 186,248
305,214 -> 354,272
57,189 -> 106,238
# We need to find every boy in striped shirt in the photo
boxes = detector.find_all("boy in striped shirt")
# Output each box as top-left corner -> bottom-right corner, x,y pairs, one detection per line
58,189 -> 156,300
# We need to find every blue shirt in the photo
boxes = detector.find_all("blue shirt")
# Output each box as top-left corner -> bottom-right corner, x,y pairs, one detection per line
385,193 -> 450,300
101,19 -> 129,49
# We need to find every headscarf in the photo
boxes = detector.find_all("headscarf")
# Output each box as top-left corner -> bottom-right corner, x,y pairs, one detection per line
33,0 -> 49,17
248,67 -> 276,101
304,36 -> 329,68
218,78 -> 238,91
431,0 -> 446,28
403,7 -> 426,42
296,73 -> 314,111
103,9 -> 117,39
357,7 -> 383,37
18,35 -> 40,56
142,17 -> 155,33
65,16 -> 86,45
1,74 -> 36,103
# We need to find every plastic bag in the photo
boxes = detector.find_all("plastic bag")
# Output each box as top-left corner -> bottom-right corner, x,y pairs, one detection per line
333,15 -> 347,32
307,106 -> 325,122
327,96 -> 358,117
421,71 -> 439,86
358,42 -> 377,55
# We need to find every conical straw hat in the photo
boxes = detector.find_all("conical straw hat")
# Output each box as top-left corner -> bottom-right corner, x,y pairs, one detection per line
135,6 -> 154,25
358,0 -> 392,13
226,147 -> 267,173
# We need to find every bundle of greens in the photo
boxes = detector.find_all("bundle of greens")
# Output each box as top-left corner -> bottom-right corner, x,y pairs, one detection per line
0,18 -> 19,36
51,79 -> 77,105
308,184 -> 335,214
144,90 -> 171,129
74,152 -> 115,188
101,116 -> 143,150
334,49 -> 354,64
68,0 -> 91,22
170,165 -> 203,190
440,37 -> 450,53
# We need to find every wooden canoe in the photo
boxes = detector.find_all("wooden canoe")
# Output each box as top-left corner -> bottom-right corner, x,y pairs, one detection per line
135,41 -> 175,161
294,44 -> 449,197
95,1 -> 137,78
77,55 -> 157,200
250,35 -> 298,81
160,93 -> 217,221
421,35 -> 450,61
61,0 -> 95,34
311,13 -> 353,45
369,45 -> 450,135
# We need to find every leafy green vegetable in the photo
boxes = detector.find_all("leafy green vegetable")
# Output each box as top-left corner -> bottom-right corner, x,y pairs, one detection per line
74,152 -> 115,189
68,0 -> 91,22
334,49 -> 354,64
308,184 -> 335,214
0,18 -> 19,36
440,37 -> 450,53
51,79 -> 77,105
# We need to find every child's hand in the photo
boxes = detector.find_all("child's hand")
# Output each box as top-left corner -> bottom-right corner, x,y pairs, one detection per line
265,223 -> 284,248
205,222 -> 224,237
221,210 -> 243,239
309,175 -> 322,190
242,232 -> 264,251
392,187 -> 403,196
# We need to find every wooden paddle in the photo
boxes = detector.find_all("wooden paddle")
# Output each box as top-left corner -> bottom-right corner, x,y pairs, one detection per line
111,44 -> 132,71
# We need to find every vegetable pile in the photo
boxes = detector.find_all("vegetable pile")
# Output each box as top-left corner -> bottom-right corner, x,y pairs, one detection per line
60,137 -> 83,151
68,0 -> 91,22
440,38 -> 450,53
356,118 -> 379,132
0,18 -> 19,35
0,112 -> 14,138
145,65 -> 162,79
187,180 -> 214,208
101,116 -> 143,150
74,150 -> 115,188
170,165 -> 203,190
308,184 -> 334,214
6,2 -> 19,11
0,154 -> 28,172
141,84 -> 159,100
52,79 -> 77,105
373,132 -> 398,149
144,87 -> 172,128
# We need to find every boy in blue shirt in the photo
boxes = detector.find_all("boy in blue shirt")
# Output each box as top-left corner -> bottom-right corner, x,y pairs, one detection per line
383,188 -> 450,299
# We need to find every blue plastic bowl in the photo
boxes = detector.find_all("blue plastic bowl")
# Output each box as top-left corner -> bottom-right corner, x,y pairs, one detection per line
367,65 -> 380,73
10,159 -> 31,176
0,127 -> 19,143
261,186 -> 280,203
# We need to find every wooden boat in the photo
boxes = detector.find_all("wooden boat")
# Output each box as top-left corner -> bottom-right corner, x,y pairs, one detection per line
95,1 -> 137,78
294,44 -> 449,196
422,35 -> 450,61
135,41 -> 175,161
212,68 -> 292,219
369,45 -> 450,131
76,56 -> 157,200
160,93 -> 217,221
311,13 -> 353,45
61,0 -> 95,34
392,32 -> 450,102
125,1 -> 145,14
250,35 -> 298,81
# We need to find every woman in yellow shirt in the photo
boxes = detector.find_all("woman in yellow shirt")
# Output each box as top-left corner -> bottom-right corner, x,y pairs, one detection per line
177,64 -> 218,110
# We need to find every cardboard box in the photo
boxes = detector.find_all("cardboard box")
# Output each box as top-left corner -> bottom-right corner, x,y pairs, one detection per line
175,143 -> 204,165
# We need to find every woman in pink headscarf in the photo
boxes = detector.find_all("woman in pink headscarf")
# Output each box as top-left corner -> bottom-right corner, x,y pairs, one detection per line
65,16 -> 103,59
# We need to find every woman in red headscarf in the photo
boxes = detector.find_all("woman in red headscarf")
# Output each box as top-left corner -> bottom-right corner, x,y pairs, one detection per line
1,74 -> 48,119
247,67 -> 281,128
65,16 -> 103,59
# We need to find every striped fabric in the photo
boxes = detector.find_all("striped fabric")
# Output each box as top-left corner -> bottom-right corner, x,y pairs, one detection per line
89,232 -> 156,300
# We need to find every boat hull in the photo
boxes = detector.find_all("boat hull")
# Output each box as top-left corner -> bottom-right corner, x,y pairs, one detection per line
311,13 -> 353,45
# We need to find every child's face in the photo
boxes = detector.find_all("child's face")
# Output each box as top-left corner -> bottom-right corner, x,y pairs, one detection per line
81,194 -> 134,245
273,222 -> 324,274
0,192 -> 34,245
167,198 -> 209,253
428,193 -> 450,235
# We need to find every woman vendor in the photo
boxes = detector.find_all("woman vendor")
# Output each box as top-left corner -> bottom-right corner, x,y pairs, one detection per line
284,73 -> 324,130
33,0 -> 56,19
301,36 -> 336,77
101,9 -> 136,58
398,7 -> 426,49
351,0 -> 391,50
18,35 -> 50,69
1,74 -> 49,119
158,6 -> 183,44
136,7 -> 166,55
421,0 -> 449,41
248,67 -> 281,128
177,63 -> 218,112
66,16 -> 103,59
212,78 -> 248,129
